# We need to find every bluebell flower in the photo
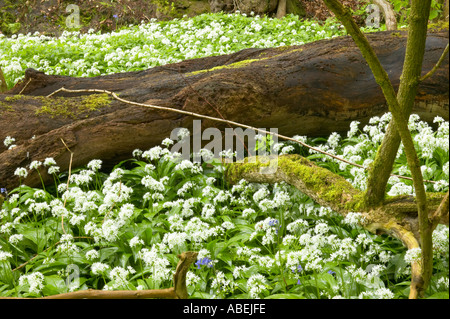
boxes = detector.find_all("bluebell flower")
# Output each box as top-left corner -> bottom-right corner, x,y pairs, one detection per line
268,219 -> 278,227
0,188 -> 6,194
195,257 -> 213,269
292,264 -> 303,273
113,14 -> 118,19
327,270 -> 336,276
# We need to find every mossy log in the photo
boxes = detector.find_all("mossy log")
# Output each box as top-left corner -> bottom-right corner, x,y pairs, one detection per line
225,155 -> 449,242
0,30 -> 448,190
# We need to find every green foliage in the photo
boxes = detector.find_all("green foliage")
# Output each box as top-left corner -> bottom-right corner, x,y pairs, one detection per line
390,0 -> 445,23
0,114 -> 448,299
0,13 -> 351,89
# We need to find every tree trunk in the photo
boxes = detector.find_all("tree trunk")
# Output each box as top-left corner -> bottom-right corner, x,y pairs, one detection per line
323,0 -> 437,299
0,67 -> 7,93
0,30 -> 448,191
445,0 -> 449,21
276,0 -> 287,18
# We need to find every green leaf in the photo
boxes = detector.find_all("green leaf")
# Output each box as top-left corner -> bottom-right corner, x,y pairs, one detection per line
427,292 -> 449,299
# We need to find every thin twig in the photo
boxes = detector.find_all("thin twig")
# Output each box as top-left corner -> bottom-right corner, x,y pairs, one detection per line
430,190 -> 449,227
47,87 -> 438,184
60,138 -> 74,234
18,78 -> 32,95
420,43 -> 449,82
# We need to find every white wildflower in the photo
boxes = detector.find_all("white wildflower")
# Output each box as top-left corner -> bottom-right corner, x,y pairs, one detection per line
404,247 -> 422,263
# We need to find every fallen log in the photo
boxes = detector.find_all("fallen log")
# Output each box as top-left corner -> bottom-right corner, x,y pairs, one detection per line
0,30 -> 448,190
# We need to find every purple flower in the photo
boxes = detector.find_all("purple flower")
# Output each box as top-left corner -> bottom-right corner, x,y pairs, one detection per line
0,188 -> 6,194
113,14 -> 118,19
327,270 -> 336,276
195,257 -> 213,269
268,219 -> 278,227
292,264 -> 303,273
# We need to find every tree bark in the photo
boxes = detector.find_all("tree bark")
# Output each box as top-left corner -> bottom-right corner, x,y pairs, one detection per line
0,67 -> 7,93
365,1 -> 433,210
0,30 -> 448,191
276,0 -> 287,18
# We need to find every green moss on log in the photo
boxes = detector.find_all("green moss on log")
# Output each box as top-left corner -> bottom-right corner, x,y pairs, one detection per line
35,93 -> 111,119
226,154 -> 364,213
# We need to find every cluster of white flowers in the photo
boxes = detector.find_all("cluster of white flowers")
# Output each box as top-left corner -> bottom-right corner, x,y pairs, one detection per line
3,136 -> 16,150
0,250 -> 13,261
404,247 -> 422,263
247,273 -> 268,298
138,246 -> 171,282
56,234 -> 79,256
70,169 -> 95,186
106,266 -> 136,290
162,231 -> 188,250
174,160 -> 203,174
91,262 -> 110,275
342,212 -> 366,228
432,225 -> 449,258
359,287 -> 394,299
18,272 -> 45,294
211,271 -> 235,297
250,217 -> 280,245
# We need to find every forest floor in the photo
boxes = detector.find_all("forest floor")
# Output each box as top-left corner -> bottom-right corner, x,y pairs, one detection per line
0,0 -> 365,36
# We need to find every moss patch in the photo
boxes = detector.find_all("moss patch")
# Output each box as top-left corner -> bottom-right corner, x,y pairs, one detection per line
278,155 -> 361,205
428,21 -> 449,32
226,154 -> 363,212
35,93 -> 111,119
187,58 -> 267,76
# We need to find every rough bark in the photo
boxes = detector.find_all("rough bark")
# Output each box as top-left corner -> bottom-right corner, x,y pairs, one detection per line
0,67 -> 7,93
0,30 -> 448,191
276,0 -> 287,18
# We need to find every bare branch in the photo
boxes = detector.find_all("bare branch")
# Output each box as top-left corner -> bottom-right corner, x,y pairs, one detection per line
431,190 -> 449,227
420,43 -> 450,83
60,138 -> 74,235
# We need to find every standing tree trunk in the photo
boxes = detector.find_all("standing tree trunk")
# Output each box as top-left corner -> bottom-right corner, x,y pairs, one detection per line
0,67 -> 7,93
322,0 -> 440,299
444,0 -> 449,21
276,0 -> 287,18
